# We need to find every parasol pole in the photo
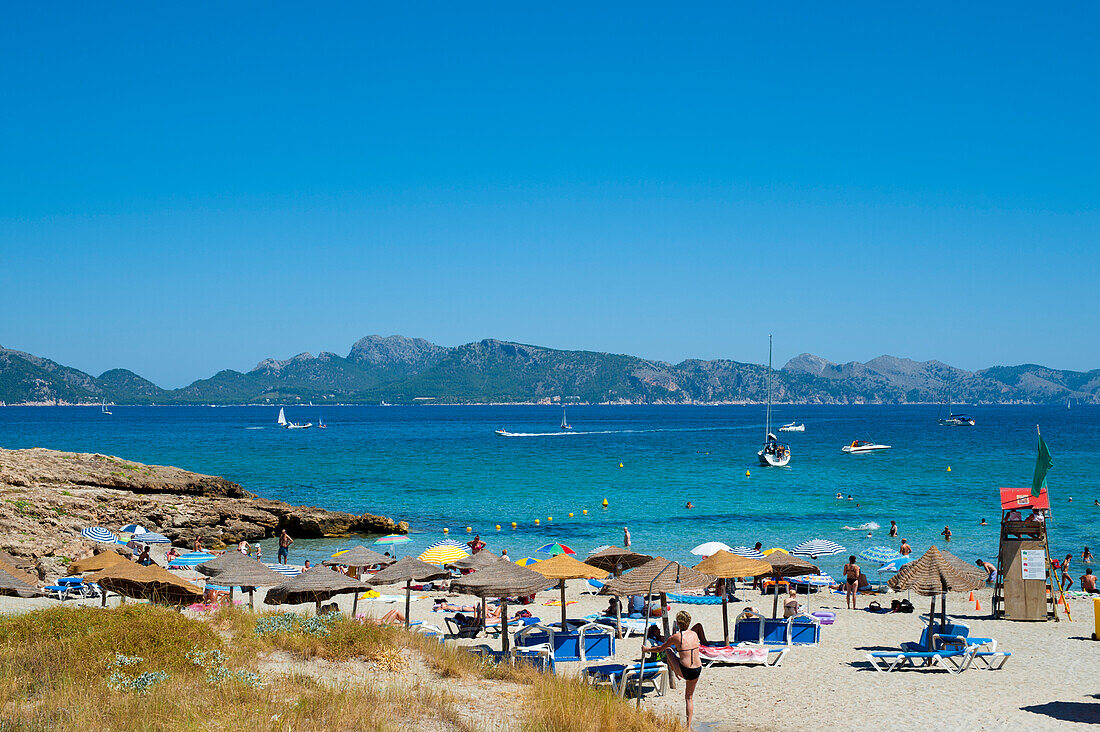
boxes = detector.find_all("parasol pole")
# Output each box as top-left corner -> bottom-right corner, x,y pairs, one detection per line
405,579 -> 412,630
638,560 -> 675,708
500,597 -> 510,654
560,579 -> 568,629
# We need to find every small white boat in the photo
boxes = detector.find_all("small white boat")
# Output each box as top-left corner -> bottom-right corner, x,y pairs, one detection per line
779,421 -> 804,432
940,414 -> 975,426
278,407 -> 312,429
495,429 -> 510,437
277,408 -> 287,427
756,336 -> 791,466
842,440 -> 891,454
560,408 -> 572,430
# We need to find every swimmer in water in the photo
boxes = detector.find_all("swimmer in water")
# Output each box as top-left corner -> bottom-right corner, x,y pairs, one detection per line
685,501 -> 694,509
847,495 -> 853,501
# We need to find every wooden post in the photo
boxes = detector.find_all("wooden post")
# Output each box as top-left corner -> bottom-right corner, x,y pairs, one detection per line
771,575 -> 781,618
315,599 -> 322,615
722,595 -> 730,645
614,594 -> 623,639
481,598 -> 488,634
500,598 -> 510,654
404,580 -> 412,630
248,588 -> 254,610
560,580 -> 568,629
101,590 -> 107,608
352,590 -> 359,618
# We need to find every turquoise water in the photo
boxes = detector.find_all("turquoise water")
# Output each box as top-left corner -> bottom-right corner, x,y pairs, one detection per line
2,405 -> 1096,579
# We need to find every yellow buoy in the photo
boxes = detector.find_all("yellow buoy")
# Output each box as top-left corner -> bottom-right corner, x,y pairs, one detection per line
568,512 -> 574,518
619,462 -> 624,468
947,466 -> 952,472
582,509 -> 588,515
535,518 -> 540,526
547,516 -> 553,522
745,470 -> 750,477
495,524 -> 501,531
443,527 -> 449,533
465,526 -> 472,533
511,522 -> 517,529
601,498 -> 609,507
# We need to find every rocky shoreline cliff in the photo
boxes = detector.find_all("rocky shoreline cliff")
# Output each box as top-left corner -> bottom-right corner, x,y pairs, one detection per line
0,448 -> 407,579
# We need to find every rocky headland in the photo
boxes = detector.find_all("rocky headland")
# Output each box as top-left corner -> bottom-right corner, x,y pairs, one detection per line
0,447 -> 407,580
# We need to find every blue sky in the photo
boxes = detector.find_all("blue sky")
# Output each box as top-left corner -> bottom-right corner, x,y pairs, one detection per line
1,3 -> 1097,387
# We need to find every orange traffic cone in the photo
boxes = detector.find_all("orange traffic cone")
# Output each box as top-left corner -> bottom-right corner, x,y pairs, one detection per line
969,591 -> 975,602
974,598 -> 982,611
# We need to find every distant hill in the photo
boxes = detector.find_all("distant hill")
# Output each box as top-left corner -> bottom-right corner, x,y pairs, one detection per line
0,338 -> 1095,405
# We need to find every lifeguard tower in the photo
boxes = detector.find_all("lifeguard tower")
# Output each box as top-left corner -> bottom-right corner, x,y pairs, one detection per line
991,486 -> 1059,621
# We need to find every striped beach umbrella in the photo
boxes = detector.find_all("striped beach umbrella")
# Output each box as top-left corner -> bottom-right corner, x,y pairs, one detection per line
426,539 -> 471,551
418,545 -> 470,566
265,563 -> 302,578
877,556 -> 914,574
790,573 -> 837,586
373,534 -> 412,547
81,527 -> 118,543
859,546 -> 903,564
132,531 -> 171,545
791,539 -> 846,559
168,552 -> 216,568
536,542 -> 576,556
119,524 -> 147,535
731,546 -> 765,559
515,557 -> 542,566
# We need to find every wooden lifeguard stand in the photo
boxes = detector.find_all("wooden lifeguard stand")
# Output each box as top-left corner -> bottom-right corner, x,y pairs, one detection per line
991,487 -> 1059,621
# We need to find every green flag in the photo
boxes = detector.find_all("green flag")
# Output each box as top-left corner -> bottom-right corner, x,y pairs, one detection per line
1031,431 -> 1053,497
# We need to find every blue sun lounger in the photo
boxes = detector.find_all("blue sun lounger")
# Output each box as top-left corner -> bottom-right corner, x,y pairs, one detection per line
583,662 -> 668,698
866,649 -> 971,674
903,622 -> 996,653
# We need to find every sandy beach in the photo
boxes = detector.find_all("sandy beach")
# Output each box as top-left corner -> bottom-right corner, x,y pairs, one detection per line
6,568 -> 1096,731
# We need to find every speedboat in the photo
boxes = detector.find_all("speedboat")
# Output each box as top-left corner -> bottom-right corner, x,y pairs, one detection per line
779,421 -> 804,432
939,413 -> 975,426
758,432 -> 791,466
842,440 -> 891,454
495,429 -> 509,437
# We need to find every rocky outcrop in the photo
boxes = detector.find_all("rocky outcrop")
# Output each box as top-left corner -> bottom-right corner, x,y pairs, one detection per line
0,448 -> 408,571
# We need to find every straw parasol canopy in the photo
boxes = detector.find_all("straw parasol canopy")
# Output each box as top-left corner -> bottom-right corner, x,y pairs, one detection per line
529,554 -> 608,628
196,551 -> 253,577
599,557 -> 715,597
87,561 -> 203,605
888,546 -> 987,639
323,545 -> 393,570
585,546 -> 653,576
263,566 -> 369,613
759,550 -> 820,618
0,561 -> 38,597
363,556 -> 452,629
0,557 -> 40,589
449,550 -> 509,570
70,550 -> 130,575
202,553 -> 285,608
693,550 -> 773,644
452,562 -> 555,653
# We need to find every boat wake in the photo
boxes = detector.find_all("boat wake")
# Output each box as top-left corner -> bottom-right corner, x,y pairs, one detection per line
841,522 -> 881,531
244,426 -> 265,430
495,426 -> 749,437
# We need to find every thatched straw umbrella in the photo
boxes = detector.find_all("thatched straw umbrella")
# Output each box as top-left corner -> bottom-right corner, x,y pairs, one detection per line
451,563 -> 554,653
87,562 -> 203,606
263,566 -> 369,615
529,554 -> 608,629
449,550 -> 508,571
364,556 -> 451,629
322,546 -> 394,578
694,550 -> 771,644
759,550 -> 820,618
888,546 -> 987,642
585,547 -> 653,577
0,561 -> 38,597
70,550 -> 129,574
200,553 -> 285,609
601,557 -> 715,638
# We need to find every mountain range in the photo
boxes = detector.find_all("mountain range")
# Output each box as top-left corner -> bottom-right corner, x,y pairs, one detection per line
1,336 -> 1096,405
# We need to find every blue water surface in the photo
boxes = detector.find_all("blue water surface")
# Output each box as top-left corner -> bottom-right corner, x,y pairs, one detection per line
1,404 -> 1096,579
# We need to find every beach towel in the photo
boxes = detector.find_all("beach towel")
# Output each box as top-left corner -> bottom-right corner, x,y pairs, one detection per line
542,600 -> 576,606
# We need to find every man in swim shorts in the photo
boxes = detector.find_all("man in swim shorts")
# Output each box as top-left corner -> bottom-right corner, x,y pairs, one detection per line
976,558 -> 997,584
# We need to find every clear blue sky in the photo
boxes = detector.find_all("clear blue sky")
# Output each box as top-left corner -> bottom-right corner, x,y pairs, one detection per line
1,3 -> 1097,387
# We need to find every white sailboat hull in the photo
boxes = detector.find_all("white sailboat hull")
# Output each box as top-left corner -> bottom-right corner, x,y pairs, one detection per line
758,448 -> 791,467
779,423 -> 804,432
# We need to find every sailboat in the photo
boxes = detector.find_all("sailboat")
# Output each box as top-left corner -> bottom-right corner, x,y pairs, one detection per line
937,401 -> 975,426
277,407 -> 313,430
100,399 -> 112,416
560,407 -> 572,430
277,407 -> 287,427
318,416 -> 327,429
757,336 -> 791,467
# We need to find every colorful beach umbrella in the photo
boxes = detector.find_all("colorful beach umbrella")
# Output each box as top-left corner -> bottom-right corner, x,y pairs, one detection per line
690,541 -> 732,557
373,534 -> 412,546
132,531 -> 171,545
515,557 -> 542,566
790,573 -> 836,586
81,527 -> 117,543
536,542 -> 576,556
859,546 -> 903,564
168,552 -> 216,568
427,539 -> 471,551
791,539 -> 846,559
265,563 -> 302,578
877,555 -> 914,574
119,524 -> 147,535
762,547 -> 788,556
418,545 -> 470,565
731,546 -> 765,560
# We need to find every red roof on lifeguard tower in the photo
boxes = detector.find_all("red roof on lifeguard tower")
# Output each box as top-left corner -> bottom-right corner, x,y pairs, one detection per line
999,486 -> 1050,511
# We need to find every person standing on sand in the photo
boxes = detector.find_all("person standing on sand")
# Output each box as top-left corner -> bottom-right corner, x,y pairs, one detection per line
643,610 -> 702,730
278,529 -> 293,565
623,527 -> 631,548
889,521 -> 898,537
899,539 -> 912,556
1060,554 -> 1073,590
843,555 -> 861,609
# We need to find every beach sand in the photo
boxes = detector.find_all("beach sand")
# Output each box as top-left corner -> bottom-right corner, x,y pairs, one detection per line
4,574 -> 1097,730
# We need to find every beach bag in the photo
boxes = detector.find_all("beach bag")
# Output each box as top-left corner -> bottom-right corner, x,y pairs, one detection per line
890,599 -> 902,613
898,599 -> 914,613
868,601 -> 882,612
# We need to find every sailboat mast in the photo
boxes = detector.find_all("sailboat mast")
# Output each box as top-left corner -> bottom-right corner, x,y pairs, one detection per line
765,335 -> 773,437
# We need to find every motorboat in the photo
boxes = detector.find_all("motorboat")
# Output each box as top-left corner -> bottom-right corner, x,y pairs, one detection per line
495,429 -> 509,437
278,407 -> 312,429
779,421 -> 804,432
842,440 -> 891,454
756,336 -> 791,467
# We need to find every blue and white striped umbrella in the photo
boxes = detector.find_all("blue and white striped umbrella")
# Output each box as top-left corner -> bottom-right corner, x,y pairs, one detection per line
426,539 -> 471,551
81,527 -> 117,543
790,573 -> 837,586
265,563 -> 302,577
877,555 -> 914,574
168,552 -> 216,568
791,539 -> 846,559
731,546 -> 765,559
859,546 -> 903,564
119,524 -> 147,535
131,531 -> 171,544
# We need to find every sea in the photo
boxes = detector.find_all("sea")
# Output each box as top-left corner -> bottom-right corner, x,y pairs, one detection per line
1,404 -> 1096,580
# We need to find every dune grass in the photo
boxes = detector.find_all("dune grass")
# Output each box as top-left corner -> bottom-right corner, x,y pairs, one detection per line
0,605 -> 681,732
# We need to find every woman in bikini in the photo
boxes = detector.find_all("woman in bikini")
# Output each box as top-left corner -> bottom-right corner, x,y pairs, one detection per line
843,555 -> 861,609
642,610 -> 702,729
